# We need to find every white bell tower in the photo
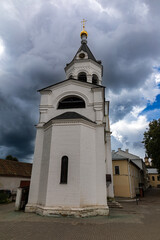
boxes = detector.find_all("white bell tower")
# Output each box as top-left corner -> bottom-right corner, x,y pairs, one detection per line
65,20 -> 103,85
25,20 -> 113,217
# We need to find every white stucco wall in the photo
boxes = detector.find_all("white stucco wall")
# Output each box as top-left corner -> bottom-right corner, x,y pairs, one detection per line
27,127 -> 44,206
105,132 -> 114,198
79,124 -> 97,206
27,77 -> 111,214
44,123 -> 81,207
0,176 -> 30,192
39,81 -> 105,125
33,121 -> 107,209
65,59 -> 102,84
95,126 -> 108,204
38,125 -> 52,205
39,81 -> 105,126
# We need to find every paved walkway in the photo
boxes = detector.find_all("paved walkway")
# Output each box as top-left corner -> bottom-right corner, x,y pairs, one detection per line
0,188 -> 160,240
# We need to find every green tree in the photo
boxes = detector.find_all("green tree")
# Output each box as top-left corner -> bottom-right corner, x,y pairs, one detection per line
143,119 -> 160,174
5,155 -> 18,162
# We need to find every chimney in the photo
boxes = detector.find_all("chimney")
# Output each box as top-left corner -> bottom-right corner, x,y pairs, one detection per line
125,149 -> 129,153
112,150 -> 115,154
118,148 -> 121,151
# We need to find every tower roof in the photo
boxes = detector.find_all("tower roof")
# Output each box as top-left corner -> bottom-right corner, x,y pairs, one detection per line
75,42 -> 97,62
44,112 -> 96,127
38,78 -> 105,92
65,20 -> 102,76
0,159 -> 32,178
65,41 -> 102,69
52,112 -> 95,123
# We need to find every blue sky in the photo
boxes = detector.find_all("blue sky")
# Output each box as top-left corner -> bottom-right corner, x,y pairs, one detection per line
140,94 -> 160,121
140,67 -> 160,121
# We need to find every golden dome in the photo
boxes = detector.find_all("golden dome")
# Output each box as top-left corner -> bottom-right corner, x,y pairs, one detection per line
80,30 -> 88,37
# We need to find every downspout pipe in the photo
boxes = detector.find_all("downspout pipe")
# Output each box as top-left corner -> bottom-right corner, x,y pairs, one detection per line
128,159 -> 133,198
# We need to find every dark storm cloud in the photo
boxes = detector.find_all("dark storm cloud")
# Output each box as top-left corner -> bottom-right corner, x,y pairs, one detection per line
0,1 -> 67,161
107,88 -> 146,123
95,29 -> 159,91
0,91 -> 36,161
0,52 -> 63,162
0,0 -> 160,161
102,29 -> 160,90
89,0 -> 160,91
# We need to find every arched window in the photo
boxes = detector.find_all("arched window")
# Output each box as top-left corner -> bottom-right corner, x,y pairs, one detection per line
58,96 -> 85,109
78,72 -> 87,82
92,74 -> 98,84
69,75 -> 73,79
60,156 -> 68,184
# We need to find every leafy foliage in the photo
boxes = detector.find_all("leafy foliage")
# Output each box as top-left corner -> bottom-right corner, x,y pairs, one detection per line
0,190 -> 11,204
5,155 -> 18,162
0,192 -> 8,203
143,119 -> 160,174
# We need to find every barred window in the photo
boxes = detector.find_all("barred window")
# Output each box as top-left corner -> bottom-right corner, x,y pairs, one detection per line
60,156 -> 68,184
58,96 -> 85,109
92,74 -> 98,84
115,166 -> 120,175
78,72 -> 87,82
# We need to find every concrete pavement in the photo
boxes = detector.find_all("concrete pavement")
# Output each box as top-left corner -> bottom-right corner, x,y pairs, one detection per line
0,188 -> 160,240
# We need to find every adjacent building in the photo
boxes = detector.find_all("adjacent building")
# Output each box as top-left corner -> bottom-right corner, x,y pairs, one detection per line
112,148 -> 147,198
0,159 -> 32,192
147,168 -> 160,188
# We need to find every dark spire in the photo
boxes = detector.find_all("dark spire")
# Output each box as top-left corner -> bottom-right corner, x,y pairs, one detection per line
75,42 -> 97,62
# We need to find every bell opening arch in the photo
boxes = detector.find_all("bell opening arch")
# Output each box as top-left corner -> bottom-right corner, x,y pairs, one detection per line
78,72 -> 87,82
57,95 -> 86,109
92,74 -> 99,85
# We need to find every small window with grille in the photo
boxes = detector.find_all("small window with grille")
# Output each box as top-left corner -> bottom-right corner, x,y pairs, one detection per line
60,156 -> 68,184
115,166 -> 120,175
58,96 -> 85,109
92,74 -> 98,84
78,72 -> 87,82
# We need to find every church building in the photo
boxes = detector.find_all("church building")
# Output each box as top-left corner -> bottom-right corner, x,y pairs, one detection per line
25,22 -> 113,217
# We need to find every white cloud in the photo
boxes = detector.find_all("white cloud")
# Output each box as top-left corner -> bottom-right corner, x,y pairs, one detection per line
111,113 -> 148,158
155,73 -> 160,84
131,106 -> 145,118
90,0 -> 122,18
108,68 -> 160,158
0,38 -> 5,56
134,2 -> 149,19
139,71 -> 160,103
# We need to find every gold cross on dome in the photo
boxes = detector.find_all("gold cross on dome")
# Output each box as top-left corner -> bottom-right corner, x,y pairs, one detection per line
81,19 -> 87,31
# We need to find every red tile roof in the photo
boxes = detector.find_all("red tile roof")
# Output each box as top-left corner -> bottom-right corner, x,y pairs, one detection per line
0,159 -> 32,178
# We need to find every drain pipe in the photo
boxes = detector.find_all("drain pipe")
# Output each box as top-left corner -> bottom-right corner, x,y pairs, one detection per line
128,159 -> 133,198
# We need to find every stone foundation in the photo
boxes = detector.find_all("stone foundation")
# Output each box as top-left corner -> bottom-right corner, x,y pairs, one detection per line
25,204 -> 109,217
